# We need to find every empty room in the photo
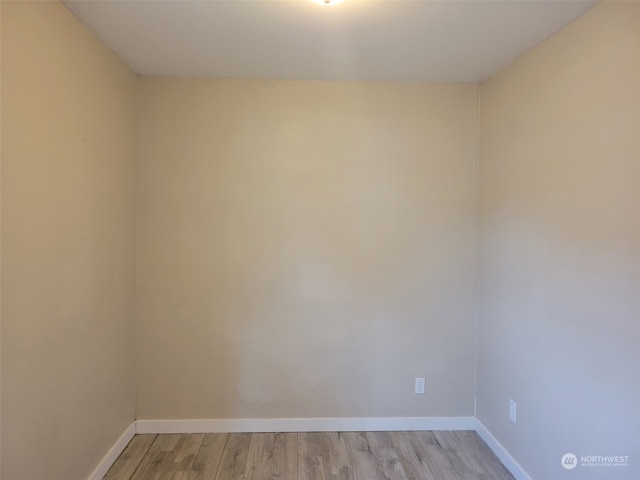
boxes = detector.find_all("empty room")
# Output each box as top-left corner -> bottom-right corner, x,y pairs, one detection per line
1,1 -> 638,479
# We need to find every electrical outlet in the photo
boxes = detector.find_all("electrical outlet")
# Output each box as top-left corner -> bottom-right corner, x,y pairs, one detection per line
509,399 -> 517,424
415,377 -> 426,395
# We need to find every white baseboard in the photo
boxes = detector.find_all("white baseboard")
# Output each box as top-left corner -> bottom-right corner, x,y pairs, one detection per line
474,419 -> 532,480
135,416 -> 477,434
87,422 -> 136,480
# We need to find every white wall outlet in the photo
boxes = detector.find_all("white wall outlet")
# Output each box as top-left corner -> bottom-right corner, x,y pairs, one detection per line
414,377 -> 426,394
509,399 -> 517,423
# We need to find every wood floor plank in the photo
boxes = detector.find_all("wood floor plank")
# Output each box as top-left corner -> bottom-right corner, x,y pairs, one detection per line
373,447 -> 409,480
299,455 -> 327,480
130,435 -> 182,480
342,432 -> 380,480
432,431 -> 459,451
446,432 -> 488,477
427,431 -> 479,478
342,432 -> 369,453
159,434 -> 204,480
272,433 -> 297,480
104,434 -> 158,480
186,433 -> 228,480
298,432 -> 322,457
350,450 -> 381,480
174,434 -> 205,464
299,433 -> 326,480
214,433 -> 252,480
410,432 -> 462,480
366,432 -> 407,480
245,433 -> 275,480
389,432 -> 437,480
455,431 -> 514,480
155,434 -> 183,451
415,431 -> 438,446
365,432 -> 394,450
319,432 -> 351,480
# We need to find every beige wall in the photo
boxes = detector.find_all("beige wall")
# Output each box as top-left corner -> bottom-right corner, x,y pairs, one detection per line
1,2 -> 138,480
137,78 -> 479,419
477,2 -> 640,479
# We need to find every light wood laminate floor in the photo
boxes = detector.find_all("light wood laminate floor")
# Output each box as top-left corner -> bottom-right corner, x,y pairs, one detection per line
104,431 -> 514,480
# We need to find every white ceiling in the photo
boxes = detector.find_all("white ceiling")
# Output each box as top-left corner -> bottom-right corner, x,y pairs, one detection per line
63,0 -> 597,83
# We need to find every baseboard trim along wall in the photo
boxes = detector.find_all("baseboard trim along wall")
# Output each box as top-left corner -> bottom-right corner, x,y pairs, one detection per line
135,416 -> 477,434
474,419 -> 532,480
89,417 -> 532,480
87,422 -> 136,480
